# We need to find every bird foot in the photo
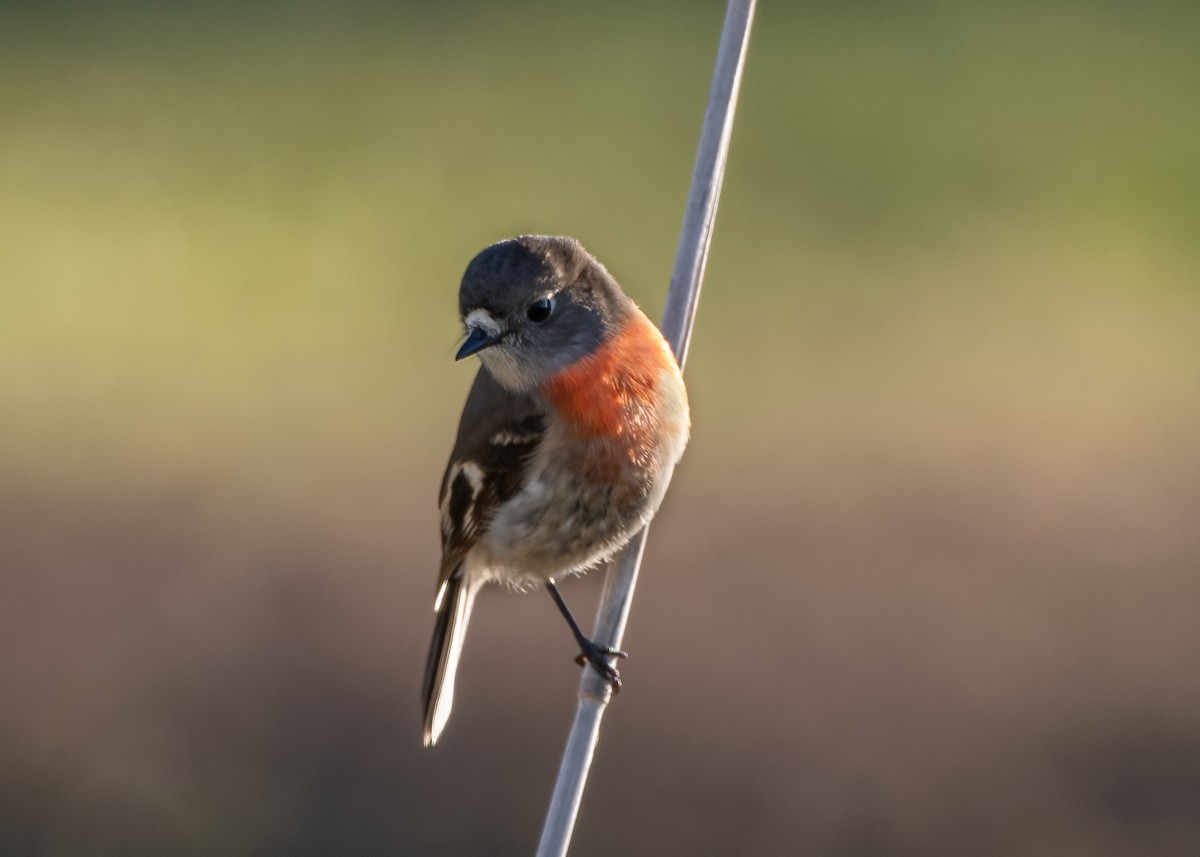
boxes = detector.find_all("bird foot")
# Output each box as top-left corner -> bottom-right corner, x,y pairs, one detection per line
573,639 -> 628,691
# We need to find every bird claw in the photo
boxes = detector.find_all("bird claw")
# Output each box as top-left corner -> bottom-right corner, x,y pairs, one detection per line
573,640 -> 628,691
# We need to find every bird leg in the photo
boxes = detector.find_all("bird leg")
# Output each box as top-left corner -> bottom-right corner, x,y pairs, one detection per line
546,580 -> 628,691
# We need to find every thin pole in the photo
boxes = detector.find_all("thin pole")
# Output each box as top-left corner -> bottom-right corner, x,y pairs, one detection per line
535,2 -> 756,854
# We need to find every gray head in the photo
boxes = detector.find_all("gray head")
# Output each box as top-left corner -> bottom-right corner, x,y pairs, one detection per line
455,235 -> 636,392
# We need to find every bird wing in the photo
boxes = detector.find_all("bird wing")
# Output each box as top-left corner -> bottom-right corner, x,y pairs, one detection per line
436,367 -> 545,599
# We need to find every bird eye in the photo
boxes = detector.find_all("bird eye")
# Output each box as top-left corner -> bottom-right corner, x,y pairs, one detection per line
526,297 -> 554,323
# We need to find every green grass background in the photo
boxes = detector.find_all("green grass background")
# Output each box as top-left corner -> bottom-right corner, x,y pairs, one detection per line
2,1 -> 1199,854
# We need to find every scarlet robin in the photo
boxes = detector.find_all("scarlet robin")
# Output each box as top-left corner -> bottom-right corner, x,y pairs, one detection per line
423,235 -> 690,747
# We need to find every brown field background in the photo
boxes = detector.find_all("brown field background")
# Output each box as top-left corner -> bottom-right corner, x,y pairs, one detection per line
2,1 -> 1199,854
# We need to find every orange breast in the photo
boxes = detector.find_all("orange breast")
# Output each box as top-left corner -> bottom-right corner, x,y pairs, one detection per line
541,312 -> 679,443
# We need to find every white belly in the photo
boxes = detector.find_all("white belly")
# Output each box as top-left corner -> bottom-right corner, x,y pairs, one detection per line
472,367 -> 689,588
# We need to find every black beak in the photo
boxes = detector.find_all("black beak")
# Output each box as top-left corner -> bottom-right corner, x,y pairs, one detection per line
456,327 -> 500,361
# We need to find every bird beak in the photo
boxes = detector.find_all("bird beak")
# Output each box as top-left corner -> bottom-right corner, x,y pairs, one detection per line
456,327 -> 500,361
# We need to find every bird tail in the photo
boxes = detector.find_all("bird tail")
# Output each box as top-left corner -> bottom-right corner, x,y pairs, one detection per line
422,571 -> 481,747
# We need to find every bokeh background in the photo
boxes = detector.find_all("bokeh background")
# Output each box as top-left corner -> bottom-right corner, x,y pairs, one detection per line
3,0 -> 1199,854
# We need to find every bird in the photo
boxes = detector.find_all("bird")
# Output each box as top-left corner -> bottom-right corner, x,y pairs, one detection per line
422,234 -> 690,747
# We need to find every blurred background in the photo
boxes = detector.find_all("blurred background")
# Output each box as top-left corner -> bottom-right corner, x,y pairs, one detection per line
3,0 -> 1199,854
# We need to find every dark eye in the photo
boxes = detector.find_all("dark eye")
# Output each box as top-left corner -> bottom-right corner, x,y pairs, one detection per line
526,297 -> 554,323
